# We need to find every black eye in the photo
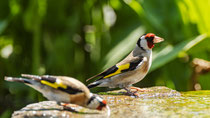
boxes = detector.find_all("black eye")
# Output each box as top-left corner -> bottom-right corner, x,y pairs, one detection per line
100,102 -> 106,107
146,36 -> 154,42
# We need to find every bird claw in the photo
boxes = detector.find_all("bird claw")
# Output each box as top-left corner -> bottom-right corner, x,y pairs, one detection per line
124,88 -> 140,98
131,93 -> 140,98
127,92 -> 140,98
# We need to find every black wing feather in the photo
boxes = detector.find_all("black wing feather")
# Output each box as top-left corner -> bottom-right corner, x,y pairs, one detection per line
121,58 -> 143,72
86,65 -> 118,81
41,75 -> 56,83
100,65 -> 118,77
58,86 -> 83,94
87,57 -> 144,81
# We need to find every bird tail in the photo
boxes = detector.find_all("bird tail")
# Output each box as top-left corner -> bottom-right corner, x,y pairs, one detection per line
4,76 -> 32,84
4,74 -> 42,84
87,81 -> 102,89
21,74 -> 41,81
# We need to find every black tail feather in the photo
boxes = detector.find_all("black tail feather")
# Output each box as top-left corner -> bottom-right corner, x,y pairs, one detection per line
21,74 -> 41,81
87,82 -> 101,89
4,77 -> 31,84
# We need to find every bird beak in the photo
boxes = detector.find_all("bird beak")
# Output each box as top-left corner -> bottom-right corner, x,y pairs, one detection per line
153,36 -> 164,43
98,105 -> 110,116
104,105 -> 111,116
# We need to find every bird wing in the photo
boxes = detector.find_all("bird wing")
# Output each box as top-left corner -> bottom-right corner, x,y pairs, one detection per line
41,76 -> 86,94
21,74 -> 86,95
86,56 -> 144,82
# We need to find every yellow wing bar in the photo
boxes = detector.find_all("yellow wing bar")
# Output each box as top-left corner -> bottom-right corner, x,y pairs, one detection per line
104,63 -> 130,78
41,80 -> 67,89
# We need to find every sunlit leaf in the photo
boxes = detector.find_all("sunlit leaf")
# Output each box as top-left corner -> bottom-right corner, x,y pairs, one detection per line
177,0 -> 210,35
123,0 -> 144,16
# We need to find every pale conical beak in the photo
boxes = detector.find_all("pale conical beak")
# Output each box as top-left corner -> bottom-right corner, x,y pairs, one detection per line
153,36 -> 164,43
102,105 -> 111,116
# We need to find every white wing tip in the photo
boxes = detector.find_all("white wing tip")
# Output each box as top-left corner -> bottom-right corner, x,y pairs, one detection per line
4,76 -> 14,81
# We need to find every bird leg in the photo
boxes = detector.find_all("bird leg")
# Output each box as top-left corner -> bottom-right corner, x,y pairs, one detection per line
123,87 -> 140,98
130,86 -> 151,92
57,102 -> 77,112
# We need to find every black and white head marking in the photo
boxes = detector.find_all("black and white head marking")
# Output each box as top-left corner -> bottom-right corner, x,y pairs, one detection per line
87,93 -> 106,110
137,35 -> 146,51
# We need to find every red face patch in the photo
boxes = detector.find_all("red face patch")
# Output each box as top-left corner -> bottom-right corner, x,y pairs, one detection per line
145,33 -> 155,39
145,33 -> 155,49
147,41 -> 154,48
102,100 -> 107,105
97,100 -> 107,110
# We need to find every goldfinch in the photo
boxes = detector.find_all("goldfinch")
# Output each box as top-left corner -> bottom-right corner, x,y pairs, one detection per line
87,33 -> 164,96
5,74 -> 107,110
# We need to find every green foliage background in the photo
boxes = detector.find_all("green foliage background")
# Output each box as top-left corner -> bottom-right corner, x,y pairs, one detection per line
0,0 -> 210,117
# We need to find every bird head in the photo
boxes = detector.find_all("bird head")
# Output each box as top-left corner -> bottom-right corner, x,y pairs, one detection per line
137,33 -> 164,50
86,94 -> 107,110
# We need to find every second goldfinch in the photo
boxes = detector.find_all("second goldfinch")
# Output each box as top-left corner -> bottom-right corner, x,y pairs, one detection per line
87,33 -> 164,96
5,74 -> 107,110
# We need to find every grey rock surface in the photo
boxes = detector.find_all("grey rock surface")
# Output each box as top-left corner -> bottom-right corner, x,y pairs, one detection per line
12,86 -> 210,118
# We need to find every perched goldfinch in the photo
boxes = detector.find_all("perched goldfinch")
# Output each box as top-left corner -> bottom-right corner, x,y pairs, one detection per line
5,74 -> 107,110
87,33 -> 164,96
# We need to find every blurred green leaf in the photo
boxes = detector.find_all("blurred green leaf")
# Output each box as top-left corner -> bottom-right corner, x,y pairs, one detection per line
0,20 -> 8,35
0,109 -> 11,118
177,0 -> 210,35
0,36 -> 13,49
103,26 -> 145,69
151,34 -> 207,71
123,0 -> 144,16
